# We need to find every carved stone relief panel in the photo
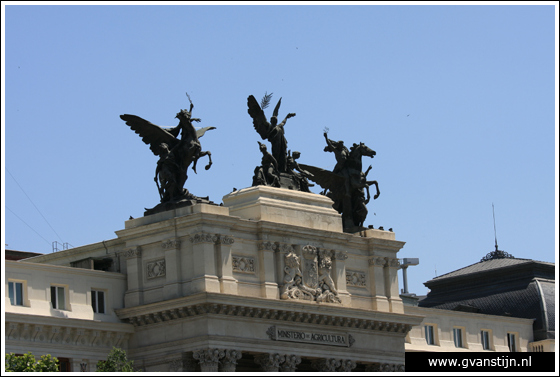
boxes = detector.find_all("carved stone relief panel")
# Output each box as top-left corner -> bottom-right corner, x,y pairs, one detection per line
346,270 -> 367,287
146,259 -> 166,279
232,255 -> 255,274
280,245 -> 341,304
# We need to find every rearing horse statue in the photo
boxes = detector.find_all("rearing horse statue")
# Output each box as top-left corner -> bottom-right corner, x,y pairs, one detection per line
120,93 -> 216,205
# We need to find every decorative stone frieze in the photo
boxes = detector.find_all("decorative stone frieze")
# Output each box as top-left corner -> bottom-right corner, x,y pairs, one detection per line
121,302 -> 412,338
161,239 -> 181,250
346,270 -> 367,287
255,353 -> 285,372
124,246 -> 142,259
188,233 -> 234,245
189,233 -> 216,244
146,259 -> 166,279
216,235 -> 235,245
232,255 -> 255,274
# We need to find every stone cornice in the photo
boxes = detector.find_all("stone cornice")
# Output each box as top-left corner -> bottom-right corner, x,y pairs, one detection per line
4,312 -> 135,333
5,313 -> 134,349
115,293 -> 423,332
6,260 -> 126,279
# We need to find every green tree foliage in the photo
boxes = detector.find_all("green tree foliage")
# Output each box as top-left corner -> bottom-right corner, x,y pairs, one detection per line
5,352 -> 60,372
96,347 -> 134,372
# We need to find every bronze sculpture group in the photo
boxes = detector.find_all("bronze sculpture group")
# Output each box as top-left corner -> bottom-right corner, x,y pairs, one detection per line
120,93 -> 216,215
121,92 -> 380,232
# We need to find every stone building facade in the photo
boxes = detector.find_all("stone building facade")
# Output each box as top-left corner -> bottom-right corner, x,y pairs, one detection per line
5,186 -> 424,372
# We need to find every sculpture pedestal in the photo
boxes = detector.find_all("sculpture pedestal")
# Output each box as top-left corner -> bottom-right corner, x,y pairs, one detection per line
223,186 -> 343,232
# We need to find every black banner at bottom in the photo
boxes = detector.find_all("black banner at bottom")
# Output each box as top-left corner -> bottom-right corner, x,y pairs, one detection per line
405,352 -> 556,372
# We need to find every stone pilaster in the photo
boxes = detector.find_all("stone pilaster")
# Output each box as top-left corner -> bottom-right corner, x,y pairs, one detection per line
332,249 -> 351,305
255,353 -> 285,372
162,239 -> 181,300
192,348 -> 225,372
281,354 -> 302,372
216,235 -> 238,295
258,242 -> 280,299
385,257 -> 403,313
189,233 -> 220,293
368,256 -> 389,311
220,349 -> 242,372
124,246 -> 143,307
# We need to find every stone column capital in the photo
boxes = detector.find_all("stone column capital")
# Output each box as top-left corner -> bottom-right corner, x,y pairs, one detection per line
255,353 -> 285,372
124,246 -> 142,259
281,354 -> 302,372
192,348 -> 225,372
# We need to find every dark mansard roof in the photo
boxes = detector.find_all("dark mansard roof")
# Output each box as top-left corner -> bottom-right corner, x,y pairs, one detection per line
418,250 -> 555,341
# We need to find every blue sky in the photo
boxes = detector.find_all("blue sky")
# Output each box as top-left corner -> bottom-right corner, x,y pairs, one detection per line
3,3 -> 557,295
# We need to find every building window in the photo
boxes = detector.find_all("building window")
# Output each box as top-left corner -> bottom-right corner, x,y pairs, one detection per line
50,286 -> 66,310
453,328 -> 464,348
91,290 -> 105,314
8,281 -> 24,306
481,330 -> 491,350
58,357 -> 71,372
424,325 -> 436,345
507,333 -> 517,352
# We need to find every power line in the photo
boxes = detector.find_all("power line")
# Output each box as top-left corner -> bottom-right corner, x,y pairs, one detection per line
6,206 -> 51,246
7,169 -> 65,243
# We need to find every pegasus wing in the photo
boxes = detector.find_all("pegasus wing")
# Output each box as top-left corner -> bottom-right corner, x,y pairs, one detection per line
272,97 -> 282,118
247,95 -> 270,139
196,126 -> 216,139
298,164 -> 344,192
120,114 -> 178,156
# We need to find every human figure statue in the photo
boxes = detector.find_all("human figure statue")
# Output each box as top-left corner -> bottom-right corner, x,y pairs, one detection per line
286,150 -> 313,192
252,142 -> 281,187
248,93 -> 296,173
